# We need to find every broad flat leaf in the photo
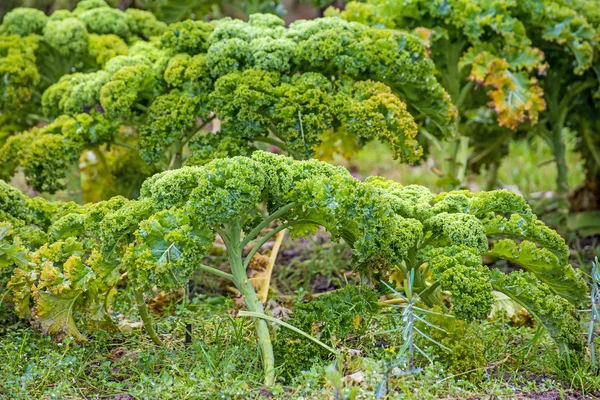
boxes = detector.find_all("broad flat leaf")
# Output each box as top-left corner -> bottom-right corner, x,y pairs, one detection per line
33,291 -> 87,342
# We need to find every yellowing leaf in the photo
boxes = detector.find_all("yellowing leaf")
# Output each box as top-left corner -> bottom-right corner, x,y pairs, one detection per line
466,51 -> 546,129
353,314 -> 361,329
32,291 -> 87,342
390,269 -> 406,288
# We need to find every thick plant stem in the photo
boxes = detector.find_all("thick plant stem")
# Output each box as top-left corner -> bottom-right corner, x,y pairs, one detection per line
456,136 -> 470,185
168,140 -> 184,170
551,125 -> 569,197
485,162 -> 499,191
134,291 -> 163,346
236,273 -> 276,386
66,161 -> 83,204
442,138 -> 459,189
543,71 -> 595,203
185,280 -> 193,345
441,137 -> 469,190
225,223 -> 276,387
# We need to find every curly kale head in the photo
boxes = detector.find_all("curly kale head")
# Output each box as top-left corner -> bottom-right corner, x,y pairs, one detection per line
1,14 -> 459,195
0,152 -> 586,354
0,113 -> 119,193
0,0 -> 166,147
1,8 -> 48,36
0,4 -> 162,195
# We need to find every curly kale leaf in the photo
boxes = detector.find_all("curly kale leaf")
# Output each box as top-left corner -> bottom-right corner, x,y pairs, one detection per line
0,113 -> 118,193
0,221 -> 28,266
0,8 -> 47,37
491,269 -> 585,354
0,35 -> 40,112
124,210 -> 213,292
486,239 -> 586,304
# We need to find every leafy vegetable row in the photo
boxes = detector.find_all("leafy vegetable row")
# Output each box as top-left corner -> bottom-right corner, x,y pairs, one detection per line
0,8 -> 458,202
3,0 -> 600,211
0,151 -> 586,385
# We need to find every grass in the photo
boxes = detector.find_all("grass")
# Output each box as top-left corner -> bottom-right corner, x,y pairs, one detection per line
1,296 -> 265,399
2,237 -> 600,399
1,295 -> 598,399
272,233 -> 357,297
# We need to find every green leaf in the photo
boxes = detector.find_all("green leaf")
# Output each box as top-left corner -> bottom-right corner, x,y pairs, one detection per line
124,210 -> 212,292
85,252 -> 121,330
490,270 -> 584,353
144,215 -> 185,266
85,280 -> 118,331
483,214 -> 570,264
567,211 -> 600,237
48,213 -> 86,240
0,222 -> 29,270
486,239 -> 586,303
63,256 -> 96,293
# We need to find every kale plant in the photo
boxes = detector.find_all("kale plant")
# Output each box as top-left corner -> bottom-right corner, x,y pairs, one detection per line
0,151 -> 586,385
